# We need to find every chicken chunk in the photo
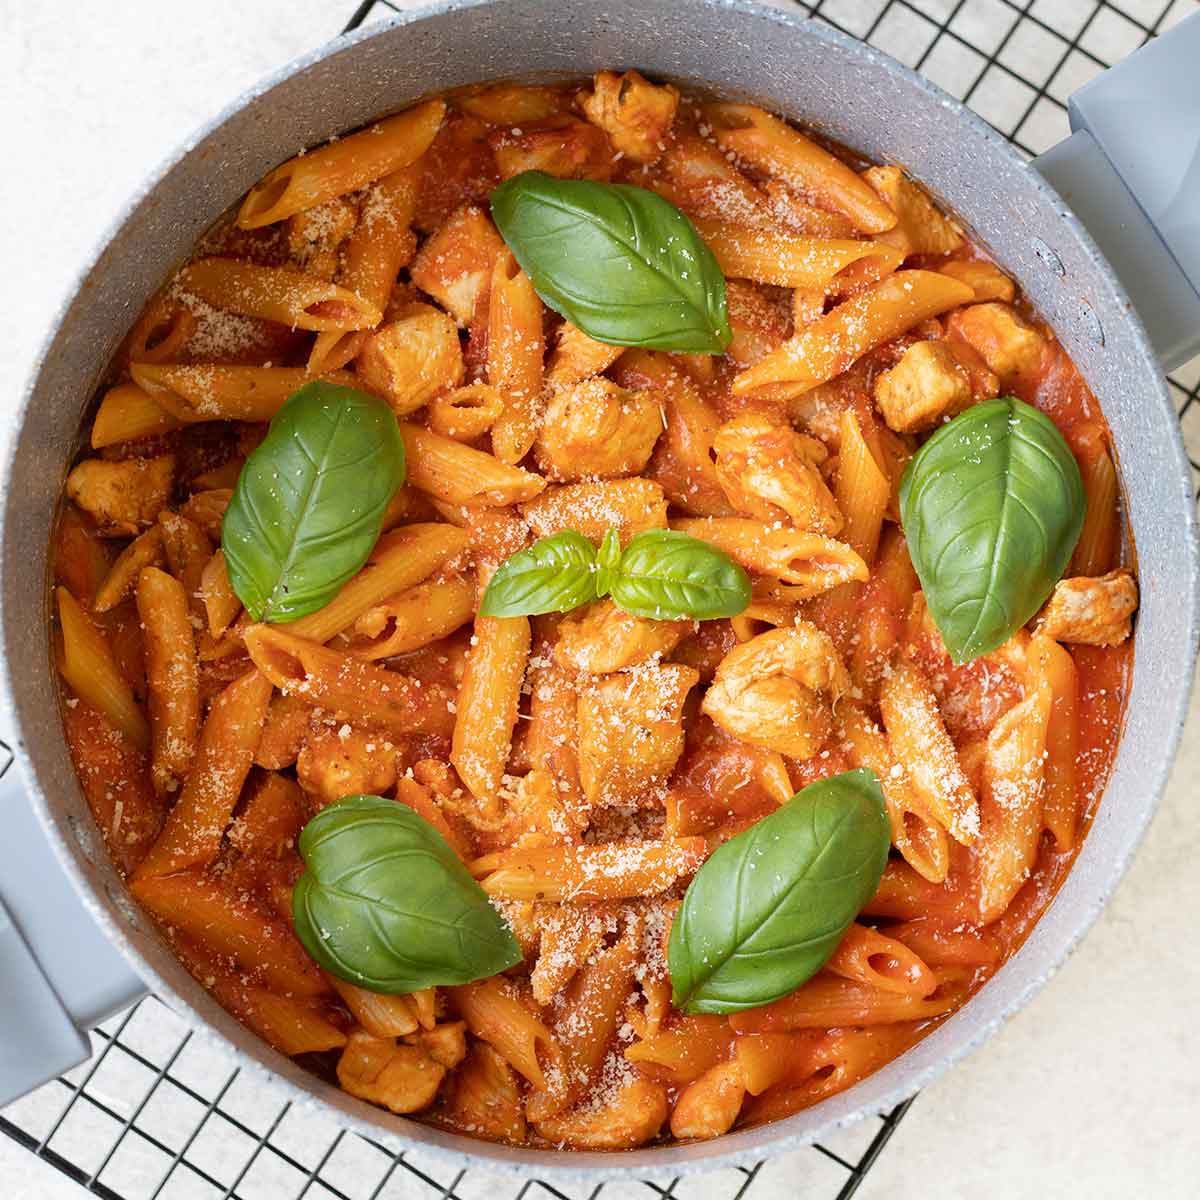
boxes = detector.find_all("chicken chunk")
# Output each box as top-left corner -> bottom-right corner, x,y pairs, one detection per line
66,455 -> 175,536
545,321 -> 626,387
874,339 -> 974,434
337,1031 -> 445,1114
862,165 -> 963,256
577,662 -> 698,806
520,478 -> 668,545
946,302 -> 1044,386
580,70 -> 679,164
534,1076 -> 668,1149
296,724 -> 398,811
556,600 -> 693,674
409,204 -> 505,325
1035,569 -> 1138,646
445,1043 -> 526,1143
490,117 -> 614,181
356,306 -> 464,415
702,623 -> 849,760
535,378 -> 663,480
725,279 -> 791,369
406,1020 -> 468,1069
712,412 -> 842,534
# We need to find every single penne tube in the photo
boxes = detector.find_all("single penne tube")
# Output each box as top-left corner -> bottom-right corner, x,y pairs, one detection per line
450,978 -> 560,1091
849,528 -> 917,699
396,777 -> 473,862
837,699 -> 949,884
330,979 -> 419,1038
399,424 -> 545,506
977,681 -> 1052,924
427,384 -> 506,441
704,102 -> 898,234
835,409 -> 890,565
451,615 -> 530,813
133,669 -> 272,879
157,511 -> 213,621
174,259 -> 382,333
349,575 -> 476,659
179,488 -> 231,539
691,220 -> 903,290
56,586 -> 150,752
1027,633 -> 1080,850
862,859 -> 974,923
672,517 -> 867,595
136,566 -> 200,796
287,523 -> 470,644
217,980 -> 346,1057
733,1031 -> 826,1096
237,98 -> 445,228
200,549 -> 241,639
121,291 -> 197,367
487,250 -> 544,464
91,384 -> 182,448
879,658 -> 980,846
520,477 -> 668,544
887,917 -> 1000,968
823,922 -> 939,998
131,871 -> 327,997
473,837 -> 707,902
625,1015 -> 738,1084
728,967 -> 970,1033
243,624 -> 455,738
131,363 -> 359,423
1069,421 -> 1119,576
93,526 -> 164,613
733,271 -> 974,399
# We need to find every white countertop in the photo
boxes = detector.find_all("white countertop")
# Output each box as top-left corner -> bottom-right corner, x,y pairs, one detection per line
1,1 -> 1197,1197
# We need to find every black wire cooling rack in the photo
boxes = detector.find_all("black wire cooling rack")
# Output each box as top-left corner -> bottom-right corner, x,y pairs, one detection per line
2,1 -> 1198,1198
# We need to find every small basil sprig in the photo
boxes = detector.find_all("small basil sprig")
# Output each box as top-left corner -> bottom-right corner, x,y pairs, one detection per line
222,382 -> 405,623
480,527 -> 751,621
490,171 -> 732,354
668,770 -> 890,1015
292,795 -> 521,994
900,396 -> 1085,664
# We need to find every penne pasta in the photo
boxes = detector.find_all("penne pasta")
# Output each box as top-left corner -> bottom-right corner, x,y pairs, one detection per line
238,99 -> 445,228
450,978 -> 559,1091
824,923 -> 938,998
1027,633 -> 1080,851
400,424 -> 545,506
487,250 -> 544,464
91,383 -> 182,448
348,575 -> 475,659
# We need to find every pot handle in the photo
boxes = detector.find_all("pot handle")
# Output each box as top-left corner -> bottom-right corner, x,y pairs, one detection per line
1034,11 -> 1200,372
0,751 -> 148,1106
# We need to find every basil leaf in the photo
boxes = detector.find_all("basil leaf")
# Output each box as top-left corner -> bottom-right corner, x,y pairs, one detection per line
491,171 -> 732,354
900,396 -> 1085,665
610,529 -> 751,621
222,382 -> 405,623
668,770 -> 889,1015
479,529 -> 599,617
292,795 -> 521,994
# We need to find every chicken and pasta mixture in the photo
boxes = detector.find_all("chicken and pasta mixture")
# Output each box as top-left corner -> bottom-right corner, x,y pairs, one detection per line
52,73 -> 1136,1149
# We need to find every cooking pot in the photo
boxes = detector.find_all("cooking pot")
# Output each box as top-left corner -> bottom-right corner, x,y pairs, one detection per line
1,0 -> 1197,1180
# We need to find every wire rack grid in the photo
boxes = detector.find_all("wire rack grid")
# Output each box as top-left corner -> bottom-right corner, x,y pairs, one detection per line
3,0 -> 1199,1198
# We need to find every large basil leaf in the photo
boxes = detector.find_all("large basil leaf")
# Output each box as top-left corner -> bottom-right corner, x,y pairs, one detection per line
900,396 -> 1085,664
222,382 -> 405,623
479,529 -> 599,617
668,770 -> 889,1015
491,171 -> 732,353
292,795 -> 521,993
611,529 -> 750,621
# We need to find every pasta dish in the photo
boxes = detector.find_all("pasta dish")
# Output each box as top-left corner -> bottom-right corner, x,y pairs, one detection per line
50,72 -> 1137,1149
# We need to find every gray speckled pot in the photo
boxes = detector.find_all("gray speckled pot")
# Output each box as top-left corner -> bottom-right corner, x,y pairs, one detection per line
2,0 -> 1197,1181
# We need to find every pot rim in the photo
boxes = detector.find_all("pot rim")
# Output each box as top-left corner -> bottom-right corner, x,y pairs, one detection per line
2,0 -> 1196,1182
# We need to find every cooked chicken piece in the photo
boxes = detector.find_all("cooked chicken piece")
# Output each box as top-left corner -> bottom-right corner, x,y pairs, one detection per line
945,302 -> 1044,385
409,204 -> 505,324
445,1043 -> 526,1143
490,117 -> 614,181
725,279 -> 791,369
356,306 -> 464,415
535,378 -> 663,480
556,599 -> 693,674
520,478 -> 668,545
1035,570 -> 1138,646
862,165 -> 963,256
337,1031 -> 445,1114
712,412 -> 843,534
406,1021 -> 468,1070
874,339 -> 974,434
533,1076 -> 668,1150
66,455 -> 175,536
580,70 -> 679,163
296,723 -> 398,810
701,623 -> 850,759
545,321 -> 626,388
577,662 -> 698,806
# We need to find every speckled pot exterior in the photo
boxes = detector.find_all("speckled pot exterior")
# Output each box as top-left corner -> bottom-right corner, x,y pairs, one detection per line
2,0 -> 1196,1181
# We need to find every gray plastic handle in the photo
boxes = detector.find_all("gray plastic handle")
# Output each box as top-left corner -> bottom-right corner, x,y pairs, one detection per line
1035,11 -> 1200,371
0,761 -> 147,1106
